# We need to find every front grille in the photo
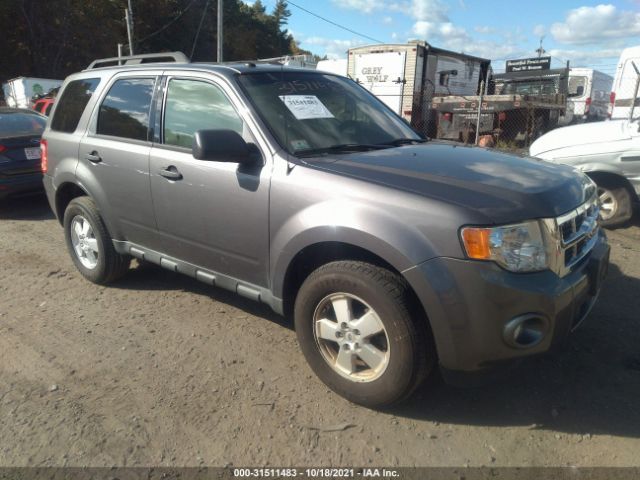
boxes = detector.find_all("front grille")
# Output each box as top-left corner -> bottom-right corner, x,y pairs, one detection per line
556,199 -> 599,271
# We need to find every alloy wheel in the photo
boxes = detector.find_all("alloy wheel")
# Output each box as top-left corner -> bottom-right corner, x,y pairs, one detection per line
312,292 -> 390,382
70,215 -> 99,270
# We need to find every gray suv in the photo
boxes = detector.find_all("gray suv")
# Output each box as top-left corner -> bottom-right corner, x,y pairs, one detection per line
42,53 -> 610,407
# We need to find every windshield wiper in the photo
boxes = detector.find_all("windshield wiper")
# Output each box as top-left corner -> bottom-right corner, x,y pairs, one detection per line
380,138 -> 428,146
295,143 -> 391,157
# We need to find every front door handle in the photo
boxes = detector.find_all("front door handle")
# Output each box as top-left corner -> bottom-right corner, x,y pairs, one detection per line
159,166 -> 183,180
86,151 -> 101,163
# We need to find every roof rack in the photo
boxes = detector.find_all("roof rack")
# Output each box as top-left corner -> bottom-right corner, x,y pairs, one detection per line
87,52 -> 189,70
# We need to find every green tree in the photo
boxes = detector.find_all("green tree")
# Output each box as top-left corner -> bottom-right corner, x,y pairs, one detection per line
0,0 -> 316,88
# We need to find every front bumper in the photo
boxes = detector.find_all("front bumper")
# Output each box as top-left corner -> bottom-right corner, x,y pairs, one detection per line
403,230 -> 610,374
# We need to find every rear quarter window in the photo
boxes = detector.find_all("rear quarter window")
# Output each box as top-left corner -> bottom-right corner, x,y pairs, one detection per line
51,78 -> 100,133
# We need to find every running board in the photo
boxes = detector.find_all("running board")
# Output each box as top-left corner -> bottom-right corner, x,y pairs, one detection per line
113,240 -> 283,315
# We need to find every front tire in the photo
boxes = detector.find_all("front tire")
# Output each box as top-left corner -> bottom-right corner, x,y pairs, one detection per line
595,179 -> 633,228
63,196 -> 130,284
294,261 -> 435,408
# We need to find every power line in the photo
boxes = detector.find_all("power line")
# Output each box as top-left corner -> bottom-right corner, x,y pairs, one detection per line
286,0 -> 383,44
136,0 -> 200,45
190,0 -> 211,59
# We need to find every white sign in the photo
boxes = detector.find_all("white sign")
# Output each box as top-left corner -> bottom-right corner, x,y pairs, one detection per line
279,95 -> 334,120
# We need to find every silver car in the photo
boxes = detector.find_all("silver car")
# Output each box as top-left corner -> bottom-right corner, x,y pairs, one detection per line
530,119 -> 640,227
42,53 -> 609,407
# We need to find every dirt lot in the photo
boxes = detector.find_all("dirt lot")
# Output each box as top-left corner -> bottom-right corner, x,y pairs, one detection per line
1,194 -> 639,468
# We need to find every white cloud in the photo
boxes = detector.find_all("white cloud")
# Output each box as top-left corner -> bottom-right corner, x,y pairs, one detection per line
548,47 -> 622,73
301,36 -> 366,59
533,24 -> 546,37
330,0 -> 387,14
382,16 -> 393,24
475,25 -> 495,34
550,4 -> 640,45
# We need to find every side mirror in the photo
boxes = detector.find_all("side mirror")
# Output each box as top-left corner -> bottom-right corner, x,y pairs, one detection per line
192,129 -> 254,163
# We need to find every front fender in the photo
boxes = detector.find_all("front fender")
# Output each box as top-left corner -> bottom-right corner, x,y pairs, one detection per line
574,162 -> 627,177
270,199 -> 440,298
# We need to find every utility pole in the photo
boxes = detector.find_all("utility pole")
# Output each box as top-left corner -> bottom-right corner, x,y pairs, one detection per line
118,43 -> 123,65
535,36 -> 545,58
125,0 -> 135,55
217,0 -> 223,62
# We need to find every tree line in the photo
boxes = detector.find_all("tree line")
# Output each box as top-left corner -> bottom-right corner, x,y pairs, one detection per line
0,0 -> 314,83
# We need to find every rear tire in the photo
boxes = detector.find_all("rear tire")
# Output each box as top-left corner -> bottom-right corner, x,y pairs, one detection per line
294,261 -> 435,408
594,178 -> 633,228
63,196 -> 130,284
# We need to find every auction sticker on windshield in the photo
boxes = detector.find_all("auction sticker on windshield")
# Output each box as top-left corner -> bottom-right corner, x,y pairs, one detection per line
279,95 -> 334,120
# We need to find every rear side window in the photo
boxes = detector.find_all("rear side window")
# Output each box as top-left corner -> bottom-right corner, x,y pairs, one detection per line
97,78 -> 155,141
51,78 -> 100,133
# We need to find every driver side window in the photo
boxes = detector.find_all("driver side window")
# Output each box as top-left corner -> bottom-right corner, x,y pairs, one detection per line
163,78 -> 244,148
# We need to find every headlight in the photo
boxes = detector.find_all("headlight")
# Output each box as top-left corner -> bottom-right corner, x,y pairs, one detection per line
460,220 -> 548,272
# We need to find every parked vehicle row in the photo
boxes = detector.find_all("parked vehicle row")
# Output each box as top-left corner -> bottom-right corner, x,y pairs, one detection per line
0,108 -> 46,200
37,52 -> 609,407
530,119 -> 640,227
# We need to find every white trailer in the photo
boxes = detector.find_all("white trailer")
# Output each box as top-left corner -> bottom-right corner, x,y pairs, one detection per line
316,58 -> 348,77
566,68 -> 613,122
609,45 -> 640,120
2,77 -> 62,109
347,41 -> 490,134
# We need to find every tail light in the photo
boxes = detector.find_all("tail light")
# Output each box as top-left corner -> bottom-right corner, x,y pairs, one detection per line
608,91 -> 616,117
585,97 -> 592,114
442,112 -> 453,122
40,139 -> 48,174
0,145 -> 6,154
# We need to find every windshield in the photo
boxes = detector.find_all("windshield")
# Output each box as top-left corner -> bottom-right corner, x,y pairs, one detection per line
238,71 -> 421,156
501,79 -> 558,95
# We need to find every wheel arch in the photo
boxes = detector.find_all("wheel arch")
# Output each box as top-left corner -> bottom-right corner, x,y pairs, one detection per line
54,182 -> 89,225
585,170 -> 638,202
278,240 -> 435,353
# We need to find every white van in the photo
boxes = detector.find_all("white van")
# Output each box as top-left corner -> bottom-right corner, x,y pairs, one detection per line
609,45 -> 640,120
567,68 -> 613,122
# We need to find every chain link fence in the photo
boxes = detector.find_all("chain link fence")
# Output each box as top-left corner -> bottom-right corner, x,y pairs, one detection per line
370,65 -> 640,155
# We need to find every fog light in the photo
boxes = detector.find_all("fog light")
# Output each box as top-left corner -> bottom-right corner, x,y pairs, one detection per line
503,314 -> 548,349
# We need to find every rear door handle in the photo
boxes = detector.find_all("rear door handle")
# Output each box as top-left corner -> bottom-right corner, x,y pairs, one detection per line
86,152 -> 101,163
159,166 -> 183,180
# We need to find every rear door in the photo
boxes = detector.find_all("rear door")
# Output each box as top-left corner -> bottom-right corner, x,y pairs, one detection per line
78,73 -> 161,249
149,72 -> 270,287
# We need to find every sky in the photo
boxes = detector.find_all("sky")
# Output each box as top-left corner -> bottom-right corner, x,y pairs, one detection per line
245,0 -> 640,75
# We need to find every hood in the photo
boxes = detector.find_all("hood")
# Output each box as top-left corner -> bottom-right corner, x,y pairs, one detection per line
303,142 -> 595,224
530,120 -> 632,157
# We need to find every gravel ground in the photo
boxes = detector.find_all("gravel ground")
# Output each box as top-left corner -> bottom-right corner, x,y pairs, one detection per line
1,194 -> 639,468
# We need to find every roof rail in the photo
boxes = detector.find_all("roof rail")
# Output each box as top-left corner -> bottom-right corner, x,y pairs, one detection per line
87,52 -> 189,70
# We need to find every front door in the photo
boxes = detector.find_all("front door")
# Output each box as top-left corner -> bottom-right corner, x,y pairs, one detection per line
149,75 -> 270,287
